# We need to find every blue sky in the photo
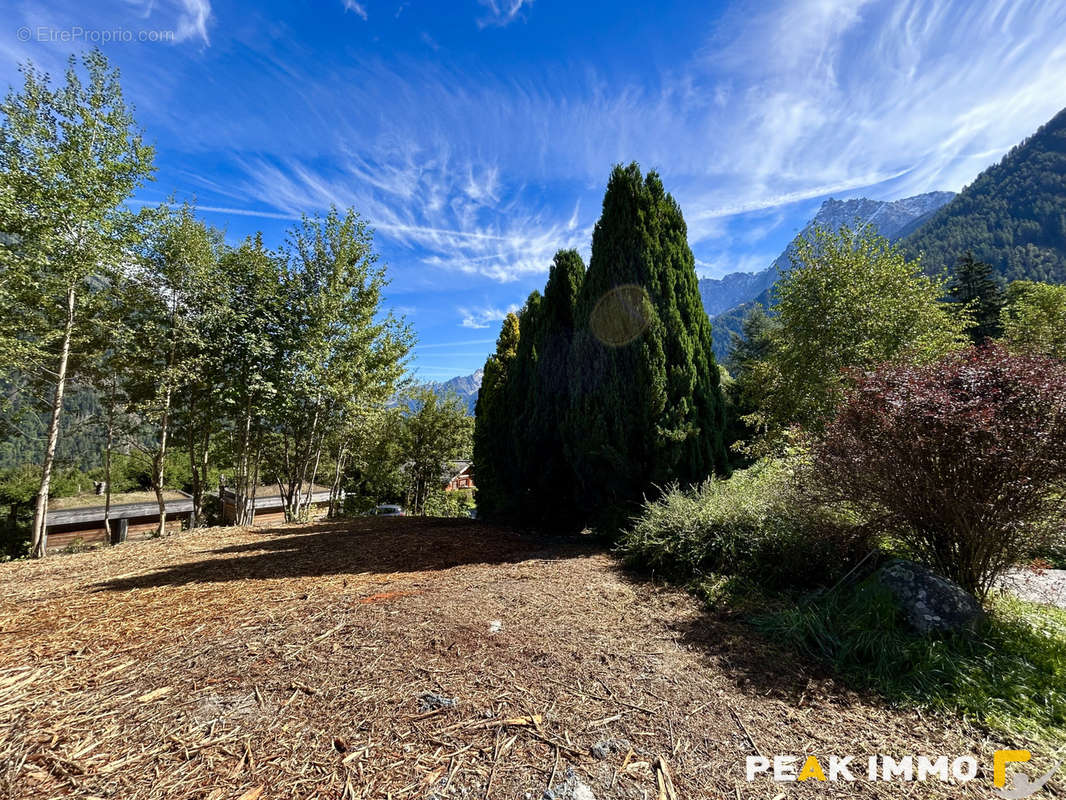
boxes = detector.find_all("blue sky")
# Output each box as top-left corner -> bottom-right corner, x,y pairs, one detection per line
4,0 -> 1066,380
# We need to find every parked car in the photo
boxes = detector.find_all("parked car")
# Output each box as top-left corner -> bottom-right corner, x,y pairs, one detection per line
371,504 -> 405,516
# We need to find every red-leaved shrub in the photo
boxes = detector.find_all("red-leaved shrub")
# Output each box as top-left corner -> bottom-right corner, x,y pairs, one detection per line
810,344 -> 1066,599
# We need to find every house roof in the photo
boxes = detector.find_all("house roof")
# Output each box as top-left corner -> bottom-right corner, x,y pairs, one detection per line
442,460 -> 473,483
220,484 -> 333,509
45,492 -> 194,527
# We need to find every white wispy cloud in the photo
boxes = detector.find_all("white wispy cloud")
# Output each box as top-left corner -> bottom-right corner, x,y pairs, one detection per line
459,304 -> 521,329
476,0 -> 533,28
118,0 -> 1066,285
126,0 -> 212,43
342,0 -> 368,20
233,144 -> 591,282
173,0 -> 211,43
677,0 -> 1066,230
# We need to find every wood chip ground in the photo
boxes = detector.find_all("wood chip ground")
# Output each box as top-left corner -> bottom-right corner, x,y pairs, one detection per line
0,518 -> 1009,798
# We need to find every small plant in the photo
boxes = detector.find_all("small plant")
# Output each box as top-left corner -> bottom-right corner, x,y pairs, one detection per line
810,344 -> 1066,599
423,488 -> 475,518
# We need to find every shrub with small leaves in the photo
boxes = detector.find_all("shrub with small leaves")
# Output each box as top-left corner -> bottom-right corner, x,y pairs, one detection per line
810,344 -> 1066,599
617,459 -> 872,595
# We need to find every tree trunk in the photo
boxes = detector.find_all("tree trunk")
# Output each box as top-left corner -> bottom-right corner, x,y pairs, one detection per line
299,442 -> 323,520
30,285 -> 77,558
188,419 -> 199,529
103,378 -> 116,543
249,434 -> 262,525
329,443 -> 347,517
154,300 -> 179,537
197,427 -> 210,525
187,392 -> 207,528
154,383 -> 173,537
236,393 -> 253,525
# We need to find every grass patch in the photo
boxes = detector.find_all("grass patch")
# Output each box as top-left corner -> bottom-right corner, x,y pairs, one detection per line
754,582 -> 1066,750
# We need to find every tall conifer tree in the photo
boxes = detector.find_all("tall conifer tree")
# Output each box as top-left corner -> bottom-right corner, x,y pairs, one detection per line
528,250 -> 585,524
948,251 -> 1004,342
566,164 -> 729,523
472,313 -> 519,519
505,292 -> 542,517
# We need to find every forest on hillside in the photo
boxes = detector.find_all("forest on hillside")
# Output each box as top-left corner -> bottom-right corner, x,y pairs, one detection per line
902,107 -> 1066,283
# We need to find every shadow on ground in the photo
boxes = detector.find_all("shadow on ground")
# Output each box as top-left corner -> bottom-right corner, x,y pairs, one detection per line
94,516 -> 600,592
668,605 -> 839,704
608,560 -> 843,706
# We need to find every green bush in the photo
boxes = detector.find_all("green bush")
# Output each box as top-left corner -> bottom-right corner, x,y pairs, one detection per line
754,584 -> 1066,748
424,488 -> 475,518
617,458 -> 872,596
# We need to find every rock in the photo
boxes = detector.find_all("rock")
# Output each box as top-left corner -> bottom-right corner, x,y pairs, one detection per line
543,768 -> 596,800
874,559 -> 984,634
589,738 -> 630,760
418,692 -> 456,711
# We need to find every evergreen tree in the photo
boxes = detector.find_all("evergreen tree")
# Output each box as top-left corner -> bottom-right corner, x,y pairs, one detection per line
472,251 -> 587,527
567,163 -> 729,525
527,250 -> 585,524
948,251 -> 1004,342
727,304 -> 778,375
504,292 -> 543,517
472,313 -> 519,519
725,304 -> 780,458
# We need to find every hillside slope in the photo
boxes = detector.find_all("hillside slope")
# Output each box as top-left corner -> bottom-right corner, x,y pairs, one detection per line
903,106 -> 1066,283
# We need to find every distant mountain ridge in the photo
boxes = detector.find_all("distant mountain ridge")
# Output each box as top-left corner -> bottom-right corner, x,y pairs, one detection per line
429,369 -> 482,415
701,191 -> 956,359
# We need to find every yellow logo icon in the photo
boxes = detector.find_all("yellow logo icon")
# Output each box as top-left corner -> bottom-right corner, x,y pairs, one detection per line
994,750 -> 1058,799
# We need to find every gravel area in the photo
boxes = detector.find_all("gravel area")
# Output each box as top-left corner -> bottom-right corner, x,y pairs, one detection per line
999,567 -> 1066,609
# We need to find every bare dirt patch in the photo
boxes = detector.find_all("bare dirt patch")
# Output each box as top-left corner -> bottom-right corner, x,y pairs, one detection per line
0,518 -> 998,798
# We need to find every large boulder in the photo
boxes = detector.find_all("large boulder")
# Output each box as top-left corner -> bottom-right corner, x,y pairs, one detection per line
875,559 -> 984,634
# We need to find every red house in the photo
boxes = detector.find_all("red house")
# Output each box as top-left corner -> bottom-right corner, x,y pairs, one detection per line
443,461 -> 474,492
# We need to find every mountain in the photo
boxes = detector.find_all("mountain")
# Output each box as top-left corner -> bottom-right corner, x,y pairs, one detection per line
702,191 -> 956,360
429,369 -> 483,415
698,270 -> 778,317
903,106 -> 1066,283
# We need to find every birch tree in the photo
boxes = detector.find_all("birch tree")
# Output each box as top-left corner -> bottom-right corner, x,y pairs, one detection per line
0,51 -> 154,557
266,208 -> 412,521
123,204 -> 222,536
218,235 -> 285,525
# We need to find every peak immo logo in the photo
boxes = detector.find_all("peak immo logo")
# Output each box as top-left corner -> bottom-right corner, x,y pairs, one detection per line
746,750 -> 1059,797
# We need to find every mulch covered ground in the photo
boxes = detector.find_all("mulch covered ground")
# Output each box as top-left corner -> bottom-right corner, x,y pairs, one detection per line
0,518 -> 1004,798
